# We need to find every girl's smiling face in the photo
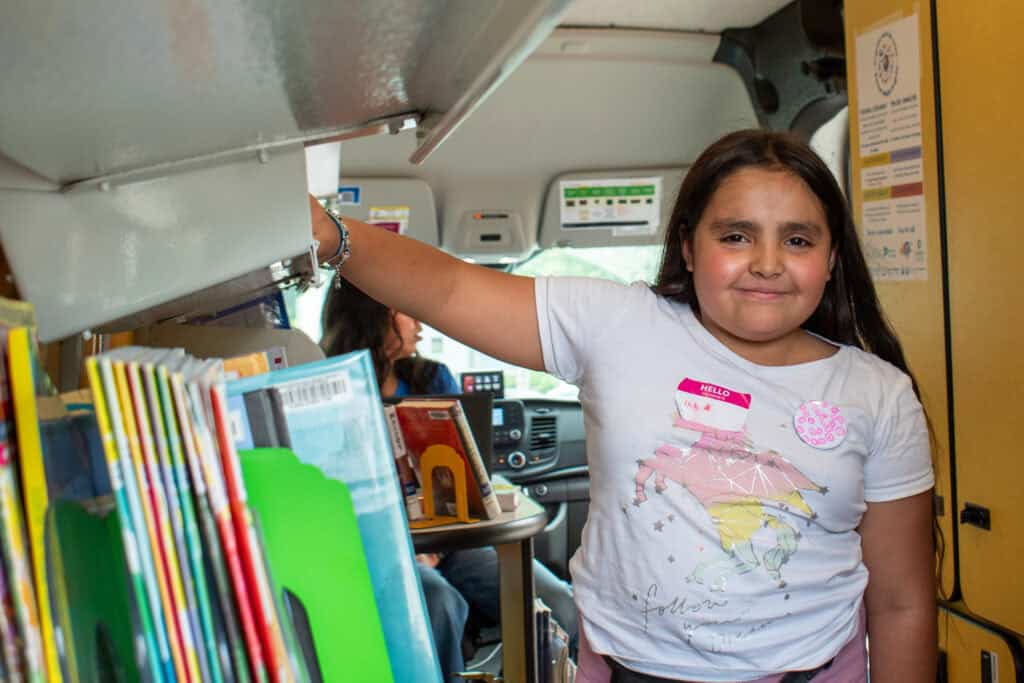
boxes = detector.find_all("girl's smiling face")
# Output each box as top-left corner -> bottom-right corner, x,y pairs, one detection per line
683,167 -> 835,363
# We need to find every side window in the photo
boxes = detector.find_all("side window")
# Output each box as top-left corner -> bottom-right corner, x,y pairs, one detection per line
809,106 -> 850,197
287,280 -> 331,346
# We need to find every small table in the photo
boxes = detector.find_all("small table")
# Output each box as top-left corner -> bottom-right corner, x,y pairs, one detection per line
411,479 -> 548,683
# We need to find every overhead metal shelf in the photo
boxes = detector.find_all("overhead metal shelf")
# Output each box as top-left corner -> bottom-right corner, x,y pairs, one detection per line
0,0 -> 572,185
0,0 -> 572,341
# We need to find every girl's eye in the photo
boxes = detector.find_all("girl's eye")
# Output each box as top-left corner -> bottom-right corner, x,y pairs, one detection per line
786,236 -> 813,248
720,233 -> 749,244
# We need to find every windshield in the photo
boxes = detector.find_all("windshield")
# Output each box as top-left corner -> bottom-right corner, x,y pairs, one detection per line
417,245 -> 665,400
289,244 -> 665,400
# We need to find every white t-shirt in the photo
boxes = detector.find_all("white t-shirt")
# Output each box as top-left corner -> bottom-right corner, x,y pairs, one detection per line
535,276 -> 934,682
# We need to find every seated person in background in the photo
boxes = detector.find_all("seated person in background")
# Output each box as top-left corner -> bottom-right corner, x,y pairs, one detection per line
321,274 -> 460,398
321,277 -> 578,681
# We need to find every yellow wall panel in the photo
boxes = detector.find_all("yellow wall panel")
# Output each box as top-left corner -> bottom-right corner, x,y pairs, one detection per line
845,0 -> 954,599
936,0 -> 1024,635
938,606 -> 1022,682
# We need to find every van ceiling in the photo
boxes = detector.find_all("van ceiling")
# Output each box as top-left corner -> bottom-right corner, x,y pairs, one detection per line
337,28 -> 758,260
561,0 -> 793,32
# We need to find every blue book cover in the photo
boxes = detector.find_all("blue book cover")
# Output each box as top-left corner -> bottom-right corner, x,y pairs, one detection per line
227,350 -> 441,683
38,399 -> 113,503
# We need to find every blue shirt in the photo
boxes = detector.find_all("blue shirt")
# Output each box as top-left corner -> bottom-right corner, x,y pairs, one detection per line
392,362 -> 461,398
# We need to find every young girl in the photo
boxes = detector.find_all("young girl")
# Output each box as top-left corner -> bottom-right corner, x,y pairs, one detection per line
310,130 -> 936,682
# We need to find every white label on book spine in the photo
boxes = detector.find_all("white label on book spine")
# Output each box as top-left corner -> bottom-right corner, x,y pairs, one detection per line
228,409 -> 246,442
276,371 -> 353,409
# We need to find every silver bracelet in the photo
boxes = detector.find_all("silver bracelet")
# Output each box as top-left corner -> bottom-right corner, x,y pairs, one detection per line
322,209 -> 351,289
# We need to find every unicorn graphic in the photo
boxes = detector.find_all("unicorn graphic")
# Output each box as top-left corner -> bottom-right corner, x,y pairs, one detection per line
633,379 -> 827,590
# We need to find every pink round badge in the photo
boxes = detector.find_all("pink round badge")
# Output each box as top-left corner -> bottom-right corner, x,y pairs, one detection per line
794,401 -> 847,449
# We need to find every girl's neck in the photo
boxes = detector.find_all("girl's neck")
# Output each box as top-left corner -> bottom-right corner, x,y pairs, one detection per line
380,369 -> 399,397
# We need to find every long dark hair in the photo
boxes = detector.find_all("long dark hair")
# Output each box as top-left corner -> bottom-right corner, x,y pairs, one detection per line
654,129 -> 915,388
320,276 -> 440,394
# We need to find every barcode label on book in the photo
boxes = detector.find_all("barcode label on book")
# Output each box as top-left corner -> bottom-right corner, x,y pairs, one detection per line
276,371 -> 352,409
428,410 -> 450,420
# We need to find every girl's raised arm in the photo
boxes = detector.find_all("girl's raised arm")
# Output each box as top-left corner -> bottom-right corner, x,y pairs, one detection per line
311,195 -> 545,371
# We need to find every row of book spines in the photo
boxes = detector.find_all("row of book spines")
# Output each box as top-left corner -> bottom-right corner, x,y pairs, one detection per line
87,355 -> 295,683
209,384 -> 292,682
91,357 -> 228,683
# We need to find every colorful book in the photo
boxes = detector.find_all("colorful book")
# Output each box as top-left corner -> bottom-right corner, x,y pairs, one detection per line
123,357 -> 198,683
226,350 -> 442,683
394,398 -> 501,520
205,372 -> 292,683
223,352 -> 271,381
382,404 -> 423,521
139,355 -> 211,683
7,327 -> 63,683
155,359 -> 225,683
81,360 -> 165,679
86,357 -> 166,682
111,359 -> 186,682
168,365 -> 248,683
95,357 -> 175,682
123,356 -> 197,683
183,362 -> 267,683
0,541 -> 22,682
0,327 -> 44,683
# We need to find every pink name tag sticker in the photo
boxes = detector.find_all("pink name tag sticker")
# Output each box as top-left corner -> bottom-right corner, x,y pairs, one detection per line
676,378 -> 752,432
794,401 -> 847,449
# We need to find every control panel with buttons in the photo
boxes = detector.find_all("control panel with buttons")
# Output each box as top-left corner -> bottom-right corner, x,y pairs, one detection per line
460,371 -> 505,398
491,399 -> 559,473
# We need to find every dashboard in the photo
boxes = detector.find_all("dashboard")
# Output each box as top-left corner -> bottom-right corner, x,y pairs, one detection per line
486,398 -> 589,581
489,398 -> 586,480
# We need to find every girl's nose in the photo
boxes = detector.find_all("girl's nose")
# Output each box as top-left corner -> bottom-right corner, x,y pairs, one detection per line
750,243 -> 784,277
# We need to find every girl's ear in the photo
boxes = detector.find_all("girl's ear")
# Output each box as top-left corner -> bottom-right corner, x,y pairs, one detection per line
682,239 -> 694,273
827,247 -> 837,280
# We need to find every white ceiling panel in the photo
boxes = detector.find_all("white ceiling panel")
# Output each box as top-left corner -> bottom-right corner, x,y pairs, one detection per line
561,0 -> 792,33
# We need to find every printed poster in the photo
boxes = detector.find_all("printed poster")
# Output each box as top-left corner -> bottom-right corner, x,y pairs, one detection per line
559,177 -> 662,237
368,205 -> 410,235
855,13 -> 928,280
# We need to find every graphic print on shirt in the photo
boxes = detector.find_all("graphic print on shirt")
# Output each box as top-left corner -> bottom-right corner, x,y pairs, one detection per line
633,378 -> 827,591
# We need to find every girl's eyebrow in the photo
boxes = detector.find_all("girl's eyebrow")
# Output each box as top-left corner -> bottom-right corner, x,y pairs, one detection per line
779,220 -> 826,237
708,219 -> 757,232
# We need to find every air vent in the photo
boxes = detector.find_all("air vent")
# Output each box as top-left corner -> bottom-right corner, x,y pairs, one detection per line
528,416 -> 557,452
